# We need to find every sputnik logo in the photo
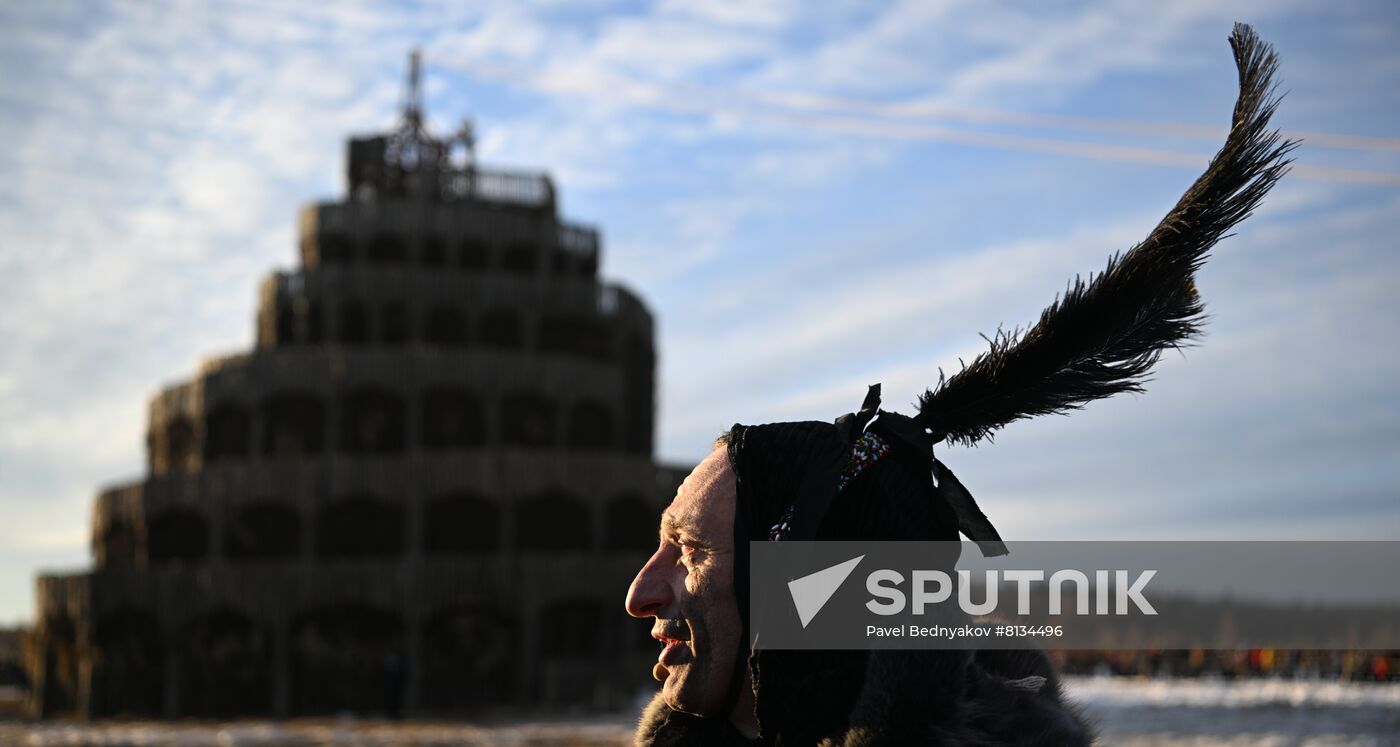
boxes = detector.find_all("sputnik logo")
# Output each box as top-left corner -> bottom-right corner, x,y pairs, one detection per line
787,555 -> 864,628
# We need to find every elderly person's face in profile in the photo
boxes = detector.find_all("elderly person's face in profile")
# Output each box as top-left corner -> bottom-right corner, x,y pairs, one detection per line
625,446 -> 744,717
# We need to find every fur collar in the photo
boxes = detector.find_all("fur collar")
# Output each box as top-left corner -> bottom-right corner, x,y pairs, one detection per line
634,649 -> 1094,746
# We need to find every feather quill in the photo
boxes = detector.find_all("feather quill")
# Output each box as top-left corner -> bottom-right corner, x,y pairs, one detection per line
918,23 -> 1296,446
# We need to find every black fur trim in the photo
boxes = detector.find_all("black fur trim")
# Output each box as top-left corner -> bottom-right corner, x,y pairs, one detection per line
634,649 -> 1094,746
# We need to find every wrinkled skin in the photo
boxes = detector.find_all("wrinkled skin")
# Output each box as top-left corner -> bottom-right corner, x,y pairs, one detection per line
625,446 -> 756,736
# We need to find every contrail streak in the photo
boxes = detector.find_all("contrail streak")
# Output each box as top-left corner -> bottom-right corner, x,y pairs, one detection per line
724,88 -> 1400,153
451,61 -> 1400,187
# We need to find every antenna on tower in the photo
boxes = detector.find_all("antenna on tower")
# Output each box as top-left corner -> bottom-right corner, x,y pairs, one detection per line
402,48 -> 423,133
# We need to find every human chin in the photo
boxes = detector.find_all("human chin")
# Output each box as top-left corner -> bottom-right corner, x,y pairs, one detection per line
661,652 -> 721,715
661,621 -> 732,715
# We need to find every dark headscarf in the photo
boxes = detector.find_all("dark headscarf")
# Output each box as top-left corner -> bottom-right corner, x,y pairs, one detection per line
728,385 -> 1005,644
722,385 -> 1007,739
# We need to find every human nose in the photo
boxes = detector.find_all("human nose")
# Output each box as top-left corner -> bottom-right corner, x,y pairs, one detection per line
625,546 -> 675,618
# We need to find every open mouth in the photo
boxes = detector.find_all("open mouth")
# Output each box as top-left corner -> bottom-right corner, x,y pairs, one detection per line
652,625 -> 693,668
652,621 -> 690,646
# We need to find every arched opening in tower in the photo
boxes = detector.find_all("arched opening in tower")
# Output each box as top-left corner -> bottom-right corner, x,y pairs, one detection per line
368,233 -> 406,264
340,388 -> 407,454
97,516 -> 139,567
226,503 -> 301,560
154,415 -> 199,473
537,597 -> 603,705
176,608 -> 272,716
381,302 -> 411,345
514,491 -> 590,553
423,492 -> 499,555
90,608 -> 164,717
338,300 -> 370,345
260,392 -> 326,456
604,493 -> 658,552
567,400 -> 615,451
421,388 -> 485,448
540,314 -> 612,361
424,306 -> 469,346
314,496 -> 405,558
290,604 -> 405,716
204,402 -> 252,461
500,392 -> 557,447
37,612 -> 80,716
478,307 -> 522,349
502,241 -> 538,274
146,509 -> 209,565
419,606 -> 519,711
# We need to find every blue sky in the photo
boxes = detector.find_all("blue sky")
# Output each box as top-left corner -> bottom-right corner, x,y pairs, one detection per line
1,1 -> 1398,625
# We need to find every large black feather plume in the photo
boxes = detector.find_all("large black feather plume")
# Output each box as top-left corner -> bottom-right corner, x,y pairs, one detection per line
917,23 -> 1296,447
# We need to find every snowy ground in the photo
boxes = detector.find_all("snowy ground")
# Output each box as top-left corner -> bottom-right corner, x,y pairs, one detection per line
2,677 -> 1396,746
0,717 -> 635,746
1068,677 -> 1400,747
